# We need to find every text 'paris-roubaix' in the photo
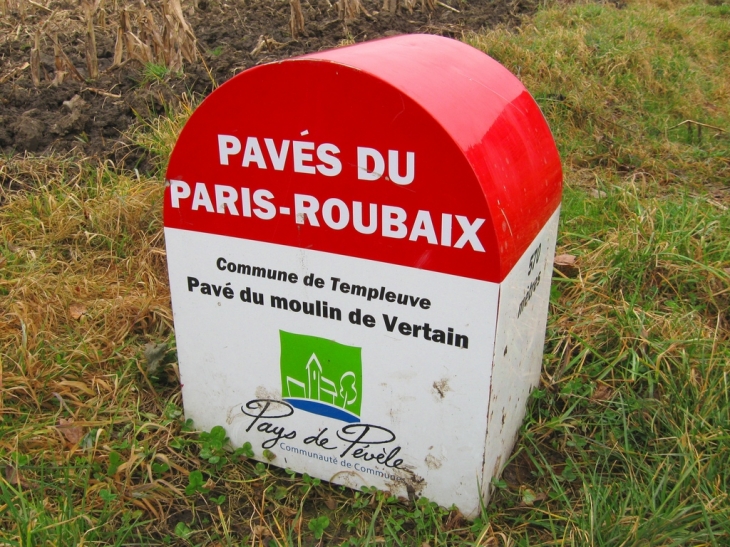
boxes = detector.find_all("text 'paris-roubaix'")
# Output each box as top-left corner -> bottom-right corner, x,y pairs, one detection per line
166,134 -> 487,252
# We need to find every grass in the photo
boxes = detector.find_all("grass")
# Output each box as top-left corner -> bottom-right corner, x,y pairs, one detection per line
488,181 -> 730,544
1,0 -> 729,544
143,62 -> 176,83
467,0 -> 730,186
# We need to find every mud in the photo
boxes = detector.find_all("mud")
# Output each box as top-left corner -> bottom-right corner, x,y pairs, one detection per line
0,0 -> 537,165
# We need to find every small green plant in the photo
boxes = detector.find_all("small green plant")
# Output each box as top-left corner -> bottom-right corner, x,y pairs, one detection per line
98,489 -> 117,502
194,425 -> 254,471
266,485 -> 288,502
174,521 -> 194,540
142,62 -> 172,83
298,473 -> 321,493
308,515 -> 330,540
198,425 -> 227,466
239,441 -> 255,458
152,462 -> 170,476
185,470 -> 209,496
107,451 -> 123,476
210,494 -> 226,505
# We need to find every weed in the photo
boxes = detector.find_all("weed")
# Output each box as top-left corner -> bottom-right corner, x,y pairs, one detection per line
174,521 -> 194,540
185,470 -> 209,496
308,515 -> 330,539
142,61 -> 173,83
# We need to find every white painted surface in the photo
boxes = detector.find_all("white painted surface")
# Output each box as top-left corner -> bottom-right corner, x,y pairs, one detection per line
165,208 -> 558,516
480,207 -> 560,497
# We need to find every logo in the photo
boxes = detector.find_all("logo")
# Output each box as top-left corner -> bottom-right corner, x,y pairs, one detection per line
280,331 -> 362,423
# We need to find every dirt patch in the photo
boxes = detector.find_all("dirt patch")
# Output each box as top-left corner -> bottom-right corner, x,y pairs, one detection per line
0,0 -> 536,167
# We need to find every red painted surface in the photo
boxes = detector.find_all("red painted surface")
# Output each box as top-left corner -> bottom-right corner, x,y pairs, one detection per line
165,34 -> 562,283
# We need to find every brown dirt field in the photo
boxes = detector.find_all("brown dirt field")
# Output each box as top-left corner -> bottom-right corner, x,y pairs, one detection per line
0,0 -> 537,168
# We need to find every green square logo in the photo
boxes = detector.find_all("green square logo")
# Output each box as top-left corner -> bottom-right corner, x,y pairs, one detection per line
280,331 -> 362,423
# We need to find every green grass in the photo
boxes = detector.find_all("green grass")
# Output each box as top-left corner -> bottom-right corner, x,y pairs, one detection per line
467,0 -> 730,186
1,0 -> 729,544
488,181 -> 730,544
142,62 -> 178,84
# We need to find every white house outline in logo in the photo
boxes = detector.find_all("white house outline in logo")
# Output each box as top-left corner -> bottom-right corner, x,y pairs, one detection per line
285,353 -> 358,410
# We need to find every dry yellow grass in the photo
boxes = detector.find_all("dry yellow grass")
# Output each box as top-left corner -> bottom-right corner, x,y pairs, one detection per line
0,0 -> 198,86
0,162 -> 170,413
1,0 -> 729,543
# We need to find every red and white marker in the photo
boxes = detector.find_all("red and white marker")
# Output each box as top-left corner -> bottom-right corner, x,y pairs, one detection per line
164,34 -> 561,516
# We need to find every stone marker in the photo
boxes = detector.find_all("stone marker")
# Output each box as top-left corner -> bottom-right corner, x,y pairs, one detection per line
164,34 -> 562,517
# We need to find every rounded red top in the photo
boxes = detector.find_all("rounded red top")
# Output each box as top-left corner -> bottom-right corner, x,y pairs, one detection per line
165,34 -> 561,283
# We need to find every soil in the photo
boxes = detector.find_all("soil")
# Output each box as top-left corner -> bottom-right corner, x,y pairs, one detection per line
0,0 -> 537,168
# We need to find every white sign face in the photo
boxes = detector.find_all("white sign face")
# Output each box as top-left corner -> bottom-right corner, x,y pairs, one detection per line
163,35 -> 564,516
164,208 -> 558,514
